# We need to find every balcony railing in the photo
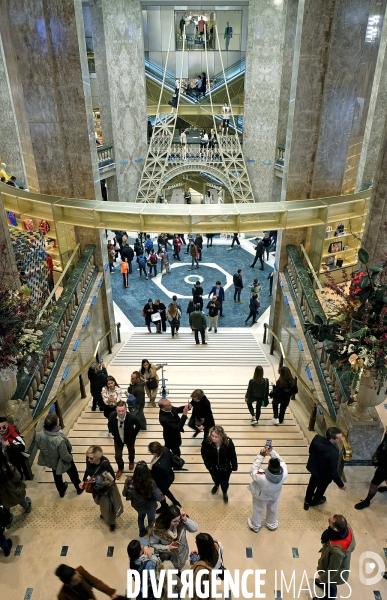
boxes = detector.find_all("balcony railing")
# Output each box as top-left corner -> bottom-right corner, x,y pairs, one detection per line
97,144 -> 115,169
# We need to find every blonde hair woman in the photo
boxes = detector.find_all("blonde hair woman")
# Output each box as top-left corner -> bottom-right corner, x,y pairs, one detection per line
79,445 -> 123,531
201,426 -> 238,503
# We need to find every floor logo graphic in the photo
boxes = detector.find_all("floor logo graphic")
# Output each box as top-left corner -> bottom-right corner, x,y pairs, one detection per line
358,551 -> 385,585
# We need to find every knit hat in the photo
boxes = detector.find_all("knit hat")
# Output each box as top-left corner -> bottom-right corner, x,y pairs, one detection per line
265,458 -> 283,484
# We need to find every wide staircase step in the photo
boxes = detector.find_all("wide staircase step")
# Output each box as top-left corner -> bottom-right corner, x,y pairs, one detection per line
38,330 -> 311,493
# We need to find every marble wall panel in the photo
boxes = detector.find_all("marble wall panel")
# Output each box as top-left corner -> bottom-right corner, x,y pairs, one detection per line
243,0 -> 288,202
310,0 -> 376,198
356,5 -> 387,190
281,0 -> 335,201
0,0 -> 39,191
5,0 -> 97,198
101,0 -> 148,202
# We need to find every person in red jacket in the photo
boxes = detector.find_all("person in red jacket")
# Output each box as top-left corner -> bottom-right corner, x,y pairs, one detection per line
45,253 -> 54,292
0,417 -> 29,479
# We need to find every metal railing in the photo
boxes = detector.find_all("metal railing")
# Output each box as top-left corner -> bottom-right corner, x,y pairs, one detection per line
263,322 -> 352,462
20,322 -> 121,438
299,244 -> 335,315
97,144 -> 114,168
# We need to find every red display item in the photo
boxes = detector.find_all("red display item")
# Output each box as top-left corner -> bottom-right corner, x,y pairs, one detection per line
39,219 -> 50,234
23,219 -> 34,231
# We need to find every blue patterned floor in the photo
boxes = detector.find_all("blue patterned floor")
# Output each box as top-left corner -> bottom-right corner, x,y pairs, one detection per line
110,241 -> 273,327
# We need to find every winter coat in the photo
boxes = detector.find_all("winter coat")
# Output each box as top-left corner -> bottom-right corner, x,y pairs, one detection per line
317,526 -> 356,585
195,236 -> 203,249
249,282 -> 261,298
101,385 -> 123,407
149,517 -> 199,570
36,429 -> 74,475
159,406 -> 187,449
189,311 -> 206,329
82,457 -> 123,525
206,300 -> 220,317
249,297 -> 260,313
271,382 -> 298,403
208,285 -> 225,302
139,363 -> 160,385
201,439 -> 238,474
130,379 -> 147,429
306,435 -> 344,487
190,395 -> 215,431
192,285 -> 203,303
88,366 -> 108,397
0,463 -> 27,508
2,424 -> 27,470
233,273 -> 243,288
143,303 -> 158,326
150,449 -> 175,494
254,241 -> 264,256
122,478 -> 162,513
57,565 -> 116,600
166,304 -> 182,324
248,449 -> 288,501
121,245 -> 134,262
245,378 -> 269,405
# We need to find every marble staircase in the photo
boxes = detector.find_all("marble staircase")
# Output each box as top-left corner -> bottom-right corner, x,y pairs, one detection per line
38,330 -> 310,500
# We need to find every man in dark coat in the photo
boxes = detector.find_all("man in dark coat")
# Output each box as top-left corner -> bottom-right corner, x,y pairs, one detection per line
158,399 -> 189,457
194,233 -> 203,260
192,281 -> 204,310
304,427 -> 347,510
250,237 -> 265,270
208,280 -> 225,317
55,564 -> 119,600
233,269 -> 243,303
189,389 -> 215,439
87,362 -> 108,411
121,244 -> 134,274
128,371 -> 147,431
108,401 -> 141,479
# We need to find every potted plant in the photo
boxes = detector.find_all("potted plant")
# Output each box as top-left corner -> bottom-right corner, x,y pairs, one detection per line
322,248 -> 387,420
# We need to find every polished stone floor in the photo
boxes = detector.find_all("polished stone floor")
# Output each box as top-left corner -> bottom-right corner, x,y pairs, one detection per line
110,234 -> 274,328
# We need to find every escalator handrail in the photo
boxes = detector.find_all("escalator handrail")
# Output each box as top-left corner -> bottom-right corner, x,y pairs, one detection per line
263,322 -> 352,461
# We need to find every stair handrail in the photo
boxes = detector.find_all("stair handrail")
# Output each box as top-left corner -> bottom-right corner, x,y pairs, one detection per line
20,321 -> 121,437
263,322 -> 352,461
299,244 -> 335,315
35,243 -> 81,323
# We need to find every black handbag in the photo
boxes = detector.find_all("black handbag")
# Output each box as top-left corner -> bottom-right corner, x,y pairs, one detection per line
170,451 -> 185,470
147,377 -> 158,390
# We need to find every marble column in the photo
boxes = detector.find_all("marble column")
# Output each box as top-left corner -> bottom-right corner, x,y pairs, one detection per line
91,0 -> 148,202
361,103 -> 387,263
0,4 -> 39,191
280,0 -> 335,201
310,0 -> 386,198
88,0 -> 119,202
356,5 -> 387,191
281,0 -> 386,201
243,0 -> 288,202
2,0 -> 99,198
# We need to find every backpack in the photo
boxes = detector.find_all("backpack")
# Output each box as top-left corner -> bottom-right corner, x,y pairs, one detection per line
195,246 -> 199,258
149,253 -> 158,265
126,393 -> 137,409
138,255 -> 146,266
145,239 -> 154,251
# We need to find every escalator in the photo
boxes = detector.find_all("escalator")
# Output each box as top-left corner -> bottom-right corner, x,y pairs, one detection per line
146,58 -> 244,132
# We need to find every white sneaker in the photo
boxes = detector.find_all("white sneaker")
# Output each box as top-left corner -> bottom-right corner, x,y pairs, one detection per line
271,418 -> 279,425
251,419 -> 258,425
108,432 -> 113,437
247,517 -> 260,533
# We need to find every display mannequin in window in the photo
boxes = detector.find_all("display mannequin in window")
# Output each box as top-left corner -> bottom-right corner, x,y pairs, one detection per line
224,22 -> 233,50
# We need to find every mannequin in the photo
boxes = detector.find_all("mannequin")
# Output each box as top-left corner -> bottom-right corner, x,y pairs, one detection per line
179,17 -> 185,36
222,103 -> 230,136
198,16 -> 205,34
224,22 -> 233,50
181,129 -> 188,160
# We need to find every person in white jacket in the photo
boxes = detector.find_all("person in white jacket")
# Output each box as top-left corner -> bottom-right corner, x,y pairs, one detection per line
247,446 -> 288,532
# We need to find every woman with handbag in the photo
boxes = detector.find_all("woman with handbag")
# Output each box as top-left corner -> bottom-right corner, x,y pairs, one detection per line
142,298 -> 161,334
270,367 -> 298,425
166,300 -> 182,338
122,461 -> 162,537
148,441 -> 181,513
201,426 -> 238,503
245,365 -> 269,425
101,376 -> 123,432
0,451 -> 31,514
190,533 -> 224,599
149,505 -> 198,571
140,359 -> 162,407
79,445 -> 123,531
